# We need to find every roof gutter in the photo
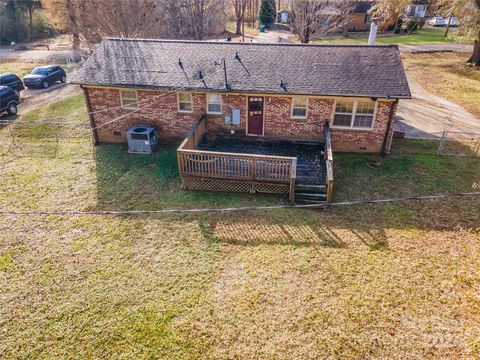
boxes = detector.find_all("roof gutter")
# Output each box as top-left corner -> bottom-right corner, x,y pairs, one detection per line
72,83 -> 411,99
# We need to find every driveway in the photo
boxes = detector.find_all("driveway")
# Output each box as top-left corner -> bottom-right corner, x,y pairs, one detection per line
18,82 -> 82,115
395,75 -> 480,138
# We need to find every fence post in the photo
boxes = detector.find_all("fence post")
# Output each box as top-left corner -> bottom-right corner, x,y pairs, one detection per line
437,131 -> 447,155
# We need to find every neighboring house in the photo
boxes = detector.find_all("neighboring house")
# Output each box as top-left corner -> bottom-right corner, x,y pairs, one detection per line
71,39 -> 410,203
347,1 -> 374,32
405,2 -> 429,18
277,9 -> 289,23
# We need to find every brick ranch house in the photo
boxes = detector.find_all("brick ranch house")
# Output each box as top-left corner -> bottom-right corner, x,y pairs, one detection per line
71,39 -> 411,203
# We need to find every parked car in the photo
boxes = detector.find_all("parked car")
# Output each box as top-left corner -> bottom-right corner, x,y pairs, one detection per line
0,73 -> 25,94
445,17 -> 458,27
0,86 -> 21,116
23,65 -> 67,89
428,17 -> 446,26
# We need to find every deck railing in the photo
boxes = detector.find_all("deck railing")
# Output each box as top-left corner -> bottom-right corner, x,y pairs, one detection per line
324,123 -> 334,202
177,115 -> 298,202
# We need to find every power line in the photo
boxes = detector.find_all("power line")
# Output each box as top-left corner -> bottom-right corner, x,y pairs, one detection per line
0,192 -> 478,216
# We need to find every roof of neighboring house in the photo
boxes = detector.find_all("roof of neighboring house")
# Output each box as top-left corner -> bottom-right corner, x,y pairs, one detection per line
71,38 -> 411,99
353,1 -> 373,14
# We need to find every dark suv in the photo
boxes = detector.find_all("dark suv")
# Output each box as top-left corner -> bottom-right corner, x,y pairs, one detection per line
23,65 -> 67,89
0,86 -> 21,116
0,73 -> 25,93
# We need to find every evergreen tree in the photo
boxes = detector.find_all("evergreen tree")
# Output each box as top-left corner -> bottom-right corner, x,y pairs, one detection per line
259,0 -> 276,27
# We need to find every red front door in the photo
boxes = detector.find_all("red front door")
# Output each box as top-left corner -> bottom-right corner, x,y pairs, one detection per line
247,96 -> 264,136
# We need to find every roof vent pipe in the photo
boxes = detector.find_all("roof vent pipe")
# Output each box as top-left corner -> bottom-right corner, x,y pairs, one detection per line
368,20 -> 379,45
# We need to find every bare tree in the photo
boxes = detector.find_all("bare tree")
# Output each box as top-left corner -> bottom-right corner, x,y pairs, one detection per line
156,0 -> 226,40
288,0 -> 355,43
78,0 -> 161,45
43,0 -> 82,49
231,0 -> 247,34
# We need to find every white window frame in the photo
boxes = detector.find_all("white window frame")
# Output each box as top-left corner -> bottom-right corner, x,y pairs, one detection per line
206,93 -> 222,115
177,92 -> 193,113
331,99 -> 377,131
119,89 -> 139,110
291,97 -> 308,119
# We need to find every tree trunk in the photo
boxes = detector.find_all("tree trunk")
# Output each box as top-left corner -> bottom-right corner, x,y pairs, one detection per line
28,3 -> 33,42
236,19 -> 242,34
72,32 -> 80,50
467,39 -> 480,67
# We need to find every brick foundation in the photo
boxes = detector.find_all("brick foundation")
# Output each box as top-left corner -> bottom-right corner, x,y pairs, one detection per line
84,87 -> 398,153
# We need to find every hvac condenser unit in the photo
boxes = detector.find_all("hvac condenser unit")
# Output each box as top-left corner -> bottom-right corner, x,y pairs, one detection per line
126,125 -> 158,154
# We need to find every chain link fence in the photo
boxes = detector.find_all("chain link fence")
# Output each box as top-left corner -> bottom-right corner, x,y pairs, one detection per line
0,121 -> 94,160
392,130 -> 480,157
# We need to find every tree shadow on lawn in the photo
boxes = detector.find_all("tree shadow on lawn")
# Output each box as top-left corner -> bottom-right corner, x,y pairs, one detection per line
198,212 -> 394,250
195,195 -> 479,249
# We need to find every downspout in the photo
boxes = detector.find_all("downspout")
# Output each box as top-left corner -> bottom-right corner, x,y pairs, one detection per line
81,86 -> 99,146
381,99 -> 398,156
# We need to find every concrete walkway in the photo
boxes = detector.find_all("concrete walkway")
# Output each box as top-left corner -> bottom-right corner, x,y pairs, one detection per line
395,75 -> 480,139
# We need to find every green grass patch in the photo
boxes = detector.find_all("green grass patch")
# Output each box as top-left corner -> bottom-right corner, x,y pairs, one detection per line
334,152 -> 479,201
310,28 -> 453,45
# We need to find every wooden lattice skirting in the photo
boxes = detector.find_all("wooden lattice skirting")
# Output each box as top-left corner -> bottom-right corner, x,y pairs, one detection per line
181,176 -> 290,194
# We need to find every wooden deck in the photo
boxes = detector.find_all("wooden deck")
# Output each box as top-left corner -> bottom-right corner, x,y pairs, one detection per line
197,136 -> 326,186
176,115 -> 334,203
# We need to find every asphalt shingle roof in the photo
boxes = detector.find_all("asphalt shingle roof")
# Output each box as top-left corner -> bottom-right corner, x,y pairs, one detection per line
71,38 -> 411,99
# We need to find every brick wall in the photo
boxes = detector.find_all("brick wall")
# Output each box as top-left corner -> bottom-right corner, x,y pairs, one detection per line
330,100 -> 396,153
347,14 -> 370,32
84,87 -> 397,153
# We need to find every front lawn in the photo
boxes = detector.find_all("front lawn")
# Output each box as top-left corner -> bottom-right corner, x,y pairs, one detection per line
309,28 -> 453,45
1,96 -> 479,358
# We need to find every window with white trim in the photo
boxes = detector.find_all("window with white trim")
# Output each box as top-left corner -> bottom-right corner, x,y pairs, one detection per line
291,97 -> 308,118
120,89 -> 138,109
332,99 -> 375,129
178,93 -> 193,112
207,93 -> 222,114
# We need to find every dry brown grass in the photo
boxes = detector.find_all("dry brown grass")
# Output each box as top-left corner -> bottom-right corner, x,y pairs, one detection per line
1,202 -> 480,359
402,52 -> 480,119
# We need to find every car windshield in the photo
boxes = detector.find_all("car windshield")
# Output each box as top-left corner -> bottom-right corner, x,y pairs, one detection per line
32,68 -> 48,75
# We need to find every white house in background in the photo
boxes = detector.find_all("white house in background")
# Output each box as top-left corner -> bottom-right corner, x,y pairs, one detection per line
277,9 -> 289,23
405,3 -> 428,18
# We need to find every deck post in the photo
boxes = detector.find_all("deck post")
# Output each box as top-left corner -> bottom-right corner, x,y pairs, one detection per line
289,158 -> 297,203
324,123 -> 334,203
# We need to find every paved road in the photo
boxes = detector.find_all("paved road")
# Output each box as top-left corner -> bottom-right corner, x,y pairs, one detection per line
395,75 -> 480,139
254,29 -> 293,43
0,47 -> 81,62
398,43 -> 473,53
